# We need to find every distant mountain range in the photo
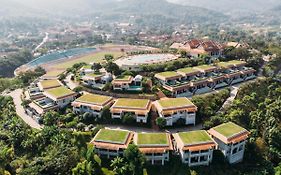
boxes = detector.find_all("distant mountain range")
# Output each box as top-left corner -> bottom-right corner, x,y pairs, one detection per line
0,0 -> 227,24
168,0 -> 281,15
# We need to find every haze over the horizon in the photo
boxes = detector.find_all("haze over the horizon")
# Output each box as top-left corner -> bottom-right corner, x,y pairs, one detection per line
2,0 -> 281,15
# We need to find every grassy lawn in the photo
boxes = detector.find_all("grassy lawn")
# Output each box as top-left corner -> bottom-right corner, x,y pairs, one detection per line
156,71 -> 181,78
76,93 -> 112,105
177,67 -> 199,74
113,98 -> 150,108
94,129 -> 129,144
39,79 -> 61,89
158,97 -> 194,108
213,122 -> 246,138
177,130 -> 213,145
54,51 -> 124,69
137,133 -> 168,145
45,86 -> 75,98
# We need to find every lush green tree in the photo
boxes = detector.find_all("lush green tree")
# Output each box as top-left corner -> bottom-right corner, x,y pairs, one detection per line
111,157 -> 131,175
100,106 -> 111,122
122,113 -> 135,125
104,61 -> 121,76
124,144 -> 146,175
92,63 -> 102,72
156,117 -> 166,128
105,54 -> 114,62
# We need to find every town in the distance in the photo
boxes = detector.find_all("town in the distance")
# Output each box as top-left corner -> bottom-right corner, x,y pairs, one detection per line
0,0 -> 281,175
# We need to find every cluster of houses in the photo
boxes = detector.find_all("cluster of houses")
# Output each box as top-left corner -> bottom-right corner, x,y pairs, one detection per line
91,122 -> 250,166
79,65 -> 143,91
25,78 -> 77,121
72,93 -> 197,126
155,60 -> 256,97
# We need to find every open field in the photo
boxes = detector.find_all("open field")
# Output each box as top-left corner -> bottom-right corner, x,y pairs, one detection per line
52,51 -> 124,70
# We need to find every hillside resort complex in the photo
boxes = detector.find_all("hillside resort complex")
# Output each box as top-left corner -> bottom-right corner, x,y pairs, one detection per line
21,39 -> 256,168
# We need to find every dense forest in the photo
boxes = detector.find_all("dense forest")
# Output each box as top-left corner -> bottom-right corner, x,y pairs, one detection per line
0,50 -> 33,77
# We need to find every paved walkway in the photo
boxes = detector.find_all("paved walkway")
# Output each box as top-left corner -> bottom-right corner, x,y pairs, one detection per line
64,74 -> 79,90
7,89 -> 42,130
217,85 -> 239,113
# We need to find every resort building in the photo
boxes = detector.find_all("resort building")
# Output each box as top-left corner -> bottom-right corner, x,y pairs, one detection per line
170,39 -> 224,57
26,84 -> 44,100
79,65 -> 95,76
90,129 -> 133,158
110,98 -> 152,123
28,96 -> 58,117
173,130 -> 217,166
38,79 -> 62,90
72,93 -> 114,117
208,122 -> 250,164
155,71 -> 182,86
112,75 -> 143,91
82,72 -> 113,89
133,133 -> 173,165
155,61 -> 256,97
153,97 -> 197,126
43,86 -> 77,108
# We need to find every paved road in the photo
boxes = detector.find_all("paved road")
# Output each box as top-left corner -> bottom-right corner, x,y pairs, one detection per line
7,89 -> 42,130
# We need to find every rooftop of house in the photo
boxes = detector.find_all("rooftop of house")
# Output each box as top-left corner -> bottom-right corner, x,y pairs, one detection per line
45,86 -> 75,99
136,133 -> 169,146
75,93 -> 112,105
86,72 -> 104,78
112,98 -> 150,109
155,71 -> 181,78
212,122 -> 247,138
114,75 -> 133,81
39,79 -> 61,89
177,130 -> 213,145
194,65 -> 217,72
157,97 -> 195,109
217,60 -> 246,69
177,67 -> 199,75
94,129 -> 130,144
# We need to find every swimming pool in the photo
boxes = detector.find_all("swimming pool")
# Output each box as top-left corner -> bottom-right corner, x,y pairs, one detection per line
27,47 -> 96,67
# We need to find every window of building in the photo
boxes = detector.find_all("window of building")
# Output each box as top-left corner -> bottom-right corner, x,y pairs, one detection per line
232,148 -> 238,154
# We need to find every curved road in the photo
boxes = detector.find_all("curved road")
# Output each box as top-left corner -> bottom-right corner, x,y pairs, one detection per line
7,89 -> 42,130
